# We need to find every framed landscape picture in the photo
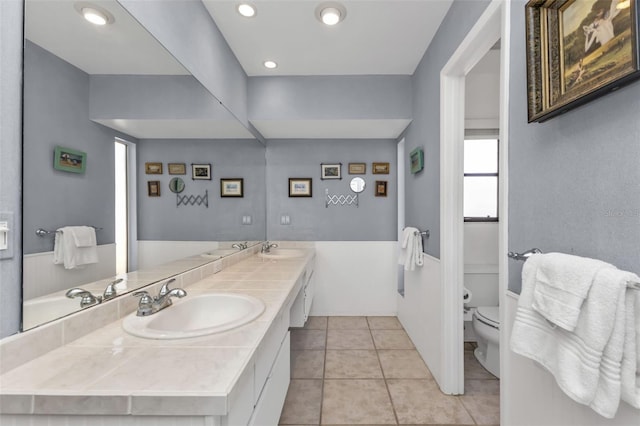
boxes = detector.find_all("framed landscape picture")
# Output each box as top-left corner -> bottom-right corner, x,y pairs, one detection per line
145,162 -> 163,174
526,0 -> 640,122
192,163 -> 211,180
348,163 -> 366,174
372,162 -> 390,174
53,146 -> 86,174
289,178 -> 312,197
220,178 -> 244,197
168,163 -> 186,175
321,163 -> 342,180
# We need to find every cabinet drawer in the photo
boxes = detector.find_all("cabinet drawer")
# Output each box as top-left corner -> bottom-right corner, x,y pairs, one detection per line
254,311 -> 287,403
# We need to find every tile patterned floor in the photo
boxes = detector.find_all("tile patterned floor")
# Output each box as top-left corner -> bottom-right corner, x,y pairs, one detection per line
280,316 -> 500,425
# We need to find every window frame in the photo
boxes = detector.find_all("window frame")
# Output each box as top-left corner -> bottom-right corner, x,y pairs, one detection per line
463,132 -> 499,222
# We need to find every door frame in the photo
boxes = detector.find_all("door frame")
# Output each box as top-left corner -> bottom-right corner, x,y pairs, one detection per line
439,0 -> 510,399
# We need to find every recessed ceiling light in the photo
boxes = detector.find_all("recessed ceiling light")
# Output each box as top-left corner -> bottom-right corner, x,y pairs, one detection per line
263,60 -> 278,69
237,3 -> 256,17
74,2 -> 115,25
315,2 -> 346,26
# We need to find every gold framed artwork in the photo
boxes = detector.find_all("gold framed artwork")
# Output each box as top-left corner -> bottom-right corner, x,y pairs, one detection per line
375,180 -> 388,197
168,163 -> 186,175
372,162 -> 390,174
147,180 -> 161,197
289,178 -> 312,197
348,163 -> 366,174
145,162 -> 163,174
220,178 -> 244,197
526,0 -> 640,122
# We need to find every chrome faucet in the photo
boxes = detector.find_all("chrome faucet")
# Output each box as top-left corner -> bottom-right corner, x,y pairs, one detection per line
231,242 -> 246,250
132,279 -> 187,316
66,288 -> 102,308
261,241 -> 279,253
103,278 -> 123,301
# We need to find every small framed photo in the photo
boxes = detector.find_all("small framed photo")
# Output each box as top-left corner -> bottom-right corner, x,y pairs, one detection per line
192,163 -> 211,180
289,178 -> 313,197
375,180 -> 388,197
372,162 -> 390,174
168,163 -> 186,175
220,178 -> 244,197
145,162 -> 163,174
147,180 -> 161,197
321,163 -> 342,180
410,147 -> 424,174
348,163 -> 366,174
53,146 -> 86,174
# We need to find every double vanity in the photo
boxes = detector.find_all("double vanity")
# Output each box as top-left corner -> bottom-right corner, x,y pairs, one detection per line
0,243 -> 315,425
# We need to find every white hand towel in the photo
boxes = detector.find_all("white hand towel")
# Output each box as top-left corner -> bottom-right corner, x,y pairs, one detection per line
621,282 -> 640,409
399,227 -> 419,271
532,252 -> 614,331
69,225 -> 96,247
54,226 -> 98,269
510,254 -> 630,418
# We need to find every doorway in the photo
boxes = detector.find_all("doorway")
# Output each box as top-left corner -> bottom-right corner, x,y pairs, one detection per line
114,138 -> 137,274
439,0 -> 510,403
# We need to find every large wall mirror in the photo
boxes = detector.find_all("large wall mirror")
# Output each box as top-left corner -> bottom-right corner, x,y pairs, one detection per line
22,0 -> 266,330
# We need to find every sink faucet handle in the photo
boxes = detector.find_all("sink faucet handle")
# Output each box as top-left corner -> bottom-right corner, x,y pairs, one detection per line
133,291 -> 154,316
66,288 -> 102,308
158,278 -> 177,297
103,278 -> 123,300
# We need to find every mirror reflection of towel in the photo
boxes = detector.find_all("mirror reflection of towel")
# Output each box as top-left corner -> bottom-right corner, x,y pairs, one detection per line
53,226 -> 98,269
398,227 -> 423,271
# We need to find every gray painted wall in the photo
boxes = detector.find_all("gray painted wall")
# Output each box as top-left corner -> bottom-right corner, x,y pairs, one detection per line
118,0 -> 248,126
404,0 -> 491,258
249,76 -> 412,120
508,0 -> 640,293
0,0 -> 23,338
136,139 -> 266,241
90,75 -> 234,120
266,139 -> 397,241
23,41 -> 135,254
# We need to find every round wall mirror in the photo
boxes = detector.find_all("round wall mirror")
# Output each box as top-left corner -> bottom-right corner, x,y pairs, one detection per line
350,177 -> 366,193
169,177 -> 185,193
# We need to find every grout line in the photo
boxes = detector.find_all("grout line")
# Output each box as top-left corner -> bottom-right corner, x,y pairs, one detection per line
371,318 -> 400,426
318,318 -> 328,425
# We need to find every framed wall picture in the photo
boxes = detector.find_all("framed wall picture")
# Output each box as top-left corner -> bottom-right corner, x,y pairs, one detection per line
321,163 -> 342,180
410,147 -> 424,174
145,162 -> 163,174
375,180 -> 388,197
289,178 -> 313,197
192,163 -> 211,180
372,162 -> 390,174
348,162 -> 366,174
147,180 -> 161,197
53,146 -> 86,174
220,178 -> 244,197
526,0 -> 640,122
168,163 -> 186,175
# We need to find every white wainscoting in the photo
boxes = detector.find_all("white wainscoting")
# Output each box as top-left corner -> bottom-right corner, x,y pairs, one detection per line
309,241 -> 398,317
397,253 -> 443,385
137,241 -> 222,270
23,244 -> 116,300
464,222 -> 498,308
502,292 -> 640,425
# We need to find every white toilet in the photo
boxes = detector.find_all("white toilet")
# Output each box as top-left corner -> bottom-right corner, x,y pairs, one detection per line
471,306 -> 500,378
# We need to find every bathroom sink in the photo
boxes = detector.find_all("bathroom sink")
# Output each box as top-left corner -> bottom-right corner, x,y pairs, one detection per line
200,249 -> 238,258
258,248 -> 306,259
122,293 -> 265,339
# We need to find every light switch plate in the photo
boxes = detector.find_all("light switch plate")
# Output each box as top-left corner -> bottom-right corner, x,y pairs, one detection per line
0,212 -> 14,260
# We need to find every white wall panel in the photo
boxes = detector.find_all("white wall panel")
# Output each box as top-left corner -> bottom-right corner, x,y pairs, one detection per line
137,241 -> 220,269
309,241 -> 397,316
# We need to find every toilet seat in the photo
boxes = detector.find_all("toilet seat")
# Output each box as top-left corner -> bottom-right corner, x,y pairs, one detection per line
475,306 -> 499,329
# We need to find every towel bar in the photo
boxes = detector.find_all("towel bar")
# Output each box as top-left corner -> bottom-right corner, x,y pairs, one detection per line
508,248 -> 639,290
35,226 -> 102,237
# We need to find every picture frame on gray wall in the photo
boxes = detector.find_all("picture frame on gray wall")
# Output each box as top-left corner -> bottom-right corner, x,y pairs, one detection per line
289,178 -> 313,197
321,163 -> 342,180
192,163 -> 211,180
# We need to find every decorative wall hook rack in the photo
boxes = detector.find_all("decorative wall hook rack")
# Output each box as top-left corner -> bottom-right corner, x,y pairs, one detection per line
325,188 -> 358,208
177,190 -> 208,208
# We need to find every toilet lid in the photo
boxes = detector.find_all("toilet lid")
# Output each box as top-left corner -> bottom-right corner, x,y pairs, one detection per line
476,307 -> 500,328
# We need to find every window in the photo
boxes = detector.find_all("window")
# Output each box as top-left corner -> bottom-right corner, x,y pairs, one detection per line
464,137 -> 498,221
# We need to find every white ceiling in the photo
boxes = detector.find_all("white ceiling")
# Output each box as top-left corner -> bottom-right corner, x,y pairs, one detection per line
203,0 -> 454,76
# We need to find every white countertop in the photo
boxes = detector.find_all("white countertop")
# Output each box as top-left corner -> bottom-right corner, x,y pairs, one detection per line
0,249 -> 314,417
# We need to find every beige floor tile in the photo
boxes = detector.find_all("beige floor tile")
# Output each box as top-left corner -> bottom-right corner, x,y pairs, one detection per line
464,350 -> 496,380
367,316 -> 403,330
378,349 -> 432,379
321,379 -> 396,424
464,379 -> 500,396
371,330 -> 415,349
291,350 -> 325,379
291,329 -> 327,350
324,350 -> 383,379
304,316 -> 328,330
460,394 -> 500,425
279,379 -> 323,425
326,329 -> 375,350
387,379 -> 474,425
328,316 -> 369,330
